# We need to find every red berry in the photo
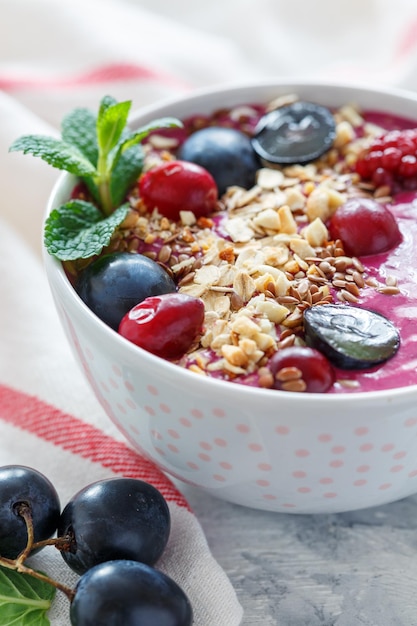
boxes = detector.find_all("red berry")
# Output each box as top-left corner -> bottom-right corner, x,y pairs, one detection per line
118,293 -> 205,360
398,154 -> 417,178
328,197 -> 402,256
355,128 -> 417,191
139,160 -> 218,221
268,346 -> 334,393
380,147 -> 402,172
367,150 -> 383,173
371,167 -> 394,189
355,154 -> 373,179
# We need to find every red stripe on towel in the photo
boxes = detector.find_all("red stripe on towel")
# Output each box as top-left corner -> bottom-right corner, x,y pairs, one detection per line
0,62 -> 190,91
394,13 -> 417,60
0,383 -> 189,509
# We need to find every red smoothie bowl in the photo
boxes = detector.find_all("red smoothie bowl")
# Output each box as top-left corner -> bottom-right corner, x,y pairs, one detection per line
44,80 -> 417,513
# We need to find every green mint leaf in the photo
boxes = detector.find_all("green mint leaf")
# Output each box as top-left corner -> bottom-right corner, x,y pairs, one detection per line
98,95 -> 118,116
61,107 -> 100,203
0,567 -> 55,626
9,135 -> 97,178
97,99 -> 131,161
118,117 -> 183,156
61,106 -> 99,167
44,199 -> 129,260
110,144 -> 144,207
107,117 -> 182,206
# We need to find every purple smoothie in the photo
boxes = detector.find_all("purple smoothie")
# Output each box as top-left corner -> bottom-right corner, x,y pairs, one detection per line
178,107 -> 417,393
331,192 -> 417,393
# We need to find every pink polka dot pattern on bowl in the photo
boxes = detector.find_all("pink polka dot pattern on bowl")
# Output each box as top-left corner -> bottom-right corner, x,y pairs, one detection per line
63,326 -> 417,513
318,433 -> 332,443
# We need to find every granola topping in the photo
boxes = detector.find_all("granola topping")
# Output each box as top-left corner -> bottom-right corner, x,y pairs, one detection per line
67,97 -> 417,393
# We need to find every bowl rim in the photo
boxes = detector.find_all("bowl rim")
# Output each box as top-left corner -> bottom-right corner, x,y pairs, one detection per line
127,77 -> 417,125
43,79 -> 417,404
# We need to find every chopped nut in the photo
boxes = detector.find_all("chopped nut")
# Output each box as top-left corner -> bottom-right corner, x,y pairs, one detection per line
306,184 -> 345,222
257,168 -> 285,189
121,209 -> 140,229
253,208 -> 281,231
284,186 -> 306,211
231,315 -> 260,337
255,265 -> 291,296
253,298 -> 289,324
277,205 -> 298,234
254,332 -> 276,352
334,120 -> 355,148
221,344 -> 249,367
179,211 -> 197,226
289,238 -> 316,260
339,103 -> 364,127
303,217 -> 329,247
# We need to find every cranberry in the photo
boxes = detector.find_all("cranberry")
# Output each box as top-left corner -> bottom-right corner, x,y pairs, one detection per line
328,197 -> 402,256
139,160 -> 218,221
118,293 -> 205,360
355,128 -> 417,191
268,346 -> 334,393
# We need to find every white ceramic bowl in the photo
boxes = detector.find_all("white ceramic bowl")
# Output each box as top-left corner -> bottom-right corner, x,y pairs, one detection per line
44,80 -> 417,514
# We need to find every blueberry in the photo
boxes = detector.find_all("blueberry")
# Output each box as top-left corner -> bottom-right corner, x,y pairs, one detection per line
252,101 -> 336,166
70,560 -> 193,626
177,126 -> 259,195
0,465 -> 60,559
58,478 -> 171,575
303,304 -> 400,369
75,252 -> 176,330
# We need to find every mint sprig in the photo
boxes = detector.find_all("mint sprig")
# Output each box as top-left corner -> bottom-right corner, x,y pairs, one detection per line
9,95 -> 182,260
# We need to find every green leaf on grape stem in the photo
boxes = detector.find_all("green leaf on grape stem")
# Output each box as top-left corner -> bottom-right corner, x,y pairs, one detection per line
0,566 -> 56,626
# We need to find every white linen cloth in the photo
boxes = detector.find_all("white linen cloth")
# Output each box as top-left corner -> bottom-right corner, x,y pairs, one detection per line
2,0 -> 417,623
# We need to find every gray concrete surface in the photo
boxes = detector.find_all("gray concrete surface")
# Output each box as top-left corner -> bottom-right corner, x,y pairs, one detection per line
181,484 -> 417,625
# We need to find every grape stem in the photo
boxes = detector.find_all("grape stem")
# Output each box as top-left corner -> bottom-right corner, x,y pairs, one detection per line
0,502 -> 75,602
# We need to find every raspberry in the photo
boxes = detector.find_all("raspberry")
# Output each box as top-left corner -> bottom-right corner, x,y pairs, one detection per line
355,129 -> 417,191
